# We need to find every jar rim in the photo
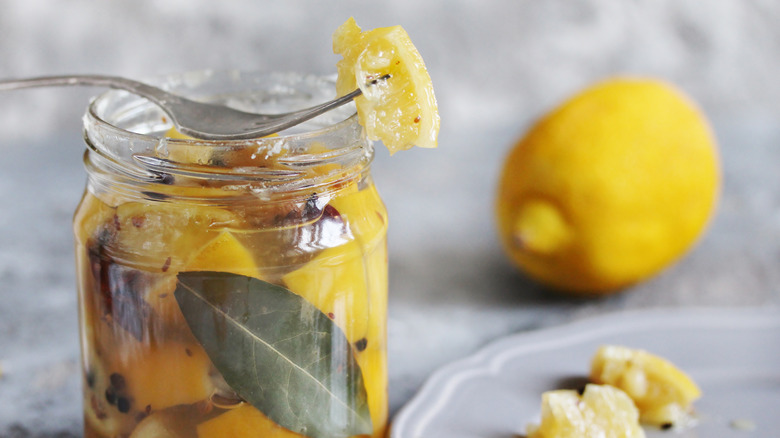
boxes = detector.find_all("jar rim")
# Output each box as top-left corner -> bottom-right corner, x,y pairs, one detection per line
85,72 -> 363,145
82,71 -> 371,186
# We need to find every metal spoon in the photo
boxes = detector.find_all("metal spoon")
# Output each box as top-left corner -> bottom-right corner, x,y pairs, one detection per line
0,74 -> 383,140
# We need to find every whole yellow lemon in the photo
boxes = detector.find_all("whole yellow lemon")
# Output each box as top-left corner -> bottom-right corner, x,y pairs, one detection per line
496,78 -> 720,295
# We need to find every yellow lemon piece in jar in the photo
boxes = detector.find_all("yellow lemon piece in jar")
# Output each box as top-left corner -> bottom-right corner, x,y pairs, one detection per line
197,404 -> 304,438
590,345 -> 701,428
108,341 -> 215,414
184,230 -> 260,278
527,384 -> 646,438
104,201 -> 240,274
281,238 -> 370,344
328,183 -> 388,248
143,230 -> 262,336
281,184 -> 387,344
496,78 -> 720,294
128,405 -> 207,438
333,17 -> 439,154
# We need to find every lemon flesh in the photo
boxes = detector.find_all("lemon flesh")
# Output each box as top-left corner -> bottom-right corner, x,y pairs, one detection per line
591,345 -> 701,427
333,17 -> 439,154
496,78 -> 720,294
197,405 -> 304,438
527,384 -> 646,438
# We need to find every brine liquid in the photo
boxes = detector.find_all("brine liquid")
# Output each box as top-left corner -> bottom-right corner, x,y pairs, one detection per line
74,181 -> 388,438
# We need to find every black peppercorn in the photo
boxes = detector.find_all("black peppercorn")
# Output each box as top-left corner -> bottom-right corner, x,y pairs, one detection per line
354,337 -> 368,352
105,387 -> 117,405
117,397 -> 131,414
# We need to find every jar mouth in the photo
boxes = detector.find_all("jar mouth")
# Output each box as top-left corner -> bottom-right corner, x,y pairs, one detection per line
83,70 -> 370,185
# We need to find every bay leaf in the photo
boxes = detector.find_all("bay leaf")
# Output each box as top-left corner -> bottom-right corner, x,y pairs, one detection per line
174,271 -> 372,438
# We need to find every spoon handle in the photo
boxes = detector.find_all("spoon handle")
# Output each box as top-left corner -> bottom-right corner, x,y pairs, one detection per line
0,74 -> 177,108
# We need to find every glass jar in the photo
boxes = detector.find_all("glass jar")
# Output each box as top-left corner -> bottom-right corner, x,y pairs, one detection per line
73,71 -> 388,438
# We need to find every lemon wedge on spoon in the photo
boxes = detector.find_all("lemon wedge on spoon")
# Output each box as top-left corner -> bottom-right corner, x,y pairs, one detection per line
333,17 -> 439,154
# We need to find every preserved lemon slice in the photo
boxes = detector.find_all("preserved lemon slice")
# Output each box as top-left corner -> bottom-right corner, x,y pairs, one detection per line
104,201 -> 240,273
145,230 -> 261,332
333,17 -> 439,154
281,184 -> 387,343
590,345 -> 701,427
197,404 -> 303,438
282,240 -> 370,343
527,384 -> 645,438
185,230 -> 260,278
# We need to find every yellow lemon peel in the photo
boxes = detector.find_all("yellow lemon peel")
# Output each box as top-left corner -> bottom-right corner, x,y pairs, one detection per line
496,78 -> 720,294
333,17 -> 439,154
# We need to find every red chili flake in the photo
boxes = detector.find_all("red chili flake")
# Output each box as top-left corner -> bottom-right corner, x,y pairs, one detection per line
91,394 -> 108,420
112,214 -> 121,231
322,204 -> 342,221
185,348 -> 193,357
89,259 -> 102,290
327,312 -> 335,319
131,216 -> 145,228
196,400 -> 214,415
413,116 -> 421,123
161,116 -> 168,124
161,257 -> 172,272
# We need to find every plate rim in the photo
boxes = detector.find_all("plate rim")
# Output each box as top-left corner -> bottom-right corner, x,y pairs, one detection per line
390,306 -> 780,437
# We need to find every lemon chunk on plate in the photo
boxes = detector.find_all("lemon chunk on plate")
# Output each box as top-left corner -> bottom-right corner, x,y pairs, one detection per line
590,345 -> 701,427
333,17 -> 439,154
527,384 -> 645,438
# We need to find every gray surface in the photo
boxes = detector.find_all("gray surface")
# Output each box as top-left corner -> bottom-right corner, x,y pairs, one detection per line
1,1 -> 779,436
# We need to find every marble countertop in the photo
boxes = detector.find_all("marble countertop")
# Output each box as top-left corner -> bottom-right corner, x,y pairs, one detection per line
1,110 -> 778,436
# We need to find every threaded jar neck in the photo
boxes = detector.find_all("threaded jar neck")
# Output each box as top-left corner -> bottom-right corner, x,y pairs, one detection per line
82,71 -> 373,205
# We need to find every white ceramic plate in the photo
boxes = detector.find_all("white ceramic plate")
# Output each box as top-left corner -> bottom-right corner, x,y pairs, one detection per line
391,308 -> 780,438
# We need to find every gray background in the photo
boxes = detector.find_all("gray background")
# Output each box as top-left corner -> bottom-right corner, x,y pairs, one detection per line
1,0 -> 779,436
